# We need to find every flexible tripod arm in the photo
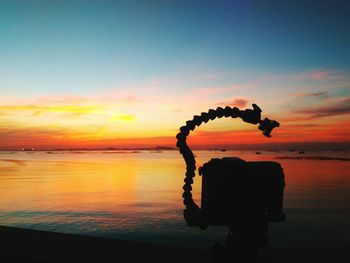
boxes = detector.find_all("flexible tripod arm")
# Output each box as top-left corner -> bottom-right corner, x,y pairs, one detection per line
175,104 -> 280,229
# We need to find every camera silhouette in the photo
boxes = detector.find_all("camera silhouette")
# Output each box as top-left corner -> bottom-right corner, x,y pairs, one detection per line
199,157 -> 285,226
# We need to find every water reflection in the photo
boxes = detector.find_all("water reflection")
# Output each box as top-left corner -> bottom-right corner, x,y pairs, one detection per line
0,150 -> 350,255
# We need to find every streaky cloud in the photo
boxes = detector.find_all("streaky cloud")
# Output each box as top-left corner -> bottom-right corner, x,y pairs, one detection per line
291,92 -> 328,97
295,97 -> 350,118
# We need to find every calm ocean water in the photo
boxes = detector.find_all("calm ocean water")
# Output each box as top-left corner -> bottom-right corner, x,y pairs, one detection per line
0,150 -> 349,261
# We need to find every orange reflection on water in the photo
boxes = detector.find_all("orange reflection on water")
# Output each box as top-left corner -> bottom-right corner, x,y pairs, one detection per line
0,150 -> 349,236
0,153 -> 138,213
0,151 -> 189,222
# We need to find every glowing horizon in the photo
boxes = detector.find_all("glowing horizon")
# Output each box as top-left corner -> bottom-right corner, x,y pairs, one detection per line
1,69 -> 349,150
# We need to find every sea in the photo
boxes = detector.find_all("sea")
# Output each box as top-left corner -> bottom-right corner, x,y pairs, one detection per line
0,150 -> 349,262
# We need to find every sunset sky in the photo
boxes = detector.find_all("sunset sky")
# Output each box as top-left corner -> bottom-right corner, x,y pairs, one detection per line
1,1 -> 350,150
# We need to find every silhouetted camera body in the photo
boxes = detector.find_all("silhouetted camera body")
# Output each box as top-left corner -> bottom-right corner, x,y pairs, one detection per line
199,157 -> 285,226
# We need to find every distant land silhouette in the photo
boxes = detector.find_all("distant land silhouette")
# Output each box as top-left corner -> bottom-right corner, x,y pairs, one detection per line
1,142 -> 349,151
1,146 -> 177,151
276,156 -> 350,161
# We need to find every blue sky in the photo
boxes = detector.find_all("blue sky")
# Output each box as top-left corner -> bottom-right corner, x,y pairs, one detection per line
1,1 -> 350,149
1,1 -> 349,97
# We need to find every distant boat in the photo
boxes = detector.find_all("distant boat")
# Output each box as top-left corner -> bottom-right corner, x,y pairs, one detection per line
220,149 -> 227,152
21,148 -> 35,151
256,151 -> 262,155
298,151 -> 305,154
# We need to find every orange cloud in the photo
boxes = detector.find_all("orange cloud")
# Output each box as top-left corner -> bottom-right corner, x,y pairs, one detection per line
0,105 -> 102,116
216,98 -> 249,108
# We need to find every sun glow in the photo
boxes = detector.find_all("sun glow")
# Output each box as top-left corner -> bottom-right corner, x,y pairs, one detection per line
1,69 -> 350,150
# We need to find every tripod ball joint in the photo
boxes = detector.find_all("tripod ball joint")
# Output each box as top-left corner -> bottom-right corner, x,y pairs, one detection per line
241,104 -> 262,125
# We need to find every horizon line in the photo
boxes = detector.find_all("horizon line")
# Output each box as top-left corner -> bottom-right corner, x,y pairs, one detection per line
1,142 -> 350,151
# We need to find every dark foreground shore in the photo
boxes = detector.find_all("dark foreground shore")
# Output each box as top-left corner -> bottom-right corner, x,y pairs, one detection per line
0,226 -> 209,263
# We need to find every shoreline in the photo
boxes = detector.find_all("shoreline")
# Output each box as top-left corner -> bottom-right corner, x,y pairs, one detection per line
0,225 -> 209,263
